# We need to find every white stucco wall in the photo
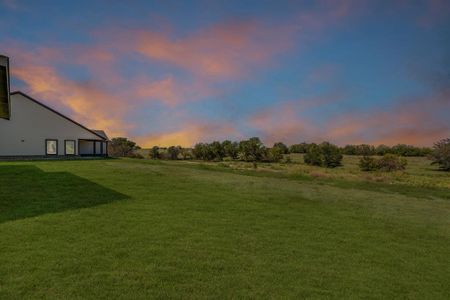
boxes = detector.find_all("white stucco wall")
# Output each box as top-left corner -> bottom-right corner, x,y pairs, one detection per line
0,93 -> 104,156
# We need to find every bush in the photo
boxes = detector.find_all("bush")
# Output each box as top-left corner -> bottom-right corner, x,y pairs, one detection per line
321,142 -> 343,168
359,156 -> 378,171
377,154 -> 407,171
359,154 -> 407,172
304,142 -> 342,168
304,143 -> 323,166
429,138 -> 450,171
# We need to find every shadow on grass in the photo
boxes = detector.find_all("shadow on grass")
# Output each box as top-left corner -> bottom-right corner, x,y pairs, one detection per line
0,165 -> 129,223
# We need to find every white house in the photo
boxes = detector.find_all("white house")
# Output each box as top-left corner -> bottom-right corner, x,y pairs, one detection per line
0,55 -> 109,157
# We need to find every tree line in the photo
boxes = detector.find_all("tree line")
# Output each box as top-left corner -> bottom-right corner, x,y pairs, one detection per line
108,137 -> 450,172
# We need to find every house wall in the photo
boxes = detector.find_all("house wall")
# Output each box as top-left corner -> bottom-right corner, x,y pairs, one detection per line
0,93 -> 103,156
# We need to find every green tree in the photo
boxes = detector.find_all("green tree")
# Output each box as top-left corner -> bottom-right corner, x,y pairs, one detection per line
210,141 -> 225,161
320,142 -> 343,168
150,146 -> 160,159
222,140 -> 239,159
304,143 -> 323,166
273,142 -> 289,154
429,138 -> 450,171
304,142 -> 342,168
265,147 -> 284,162
167,146 -> 181,160
289,143 -> 309,153
108,137 -> 140,157
238,137 -> 265,162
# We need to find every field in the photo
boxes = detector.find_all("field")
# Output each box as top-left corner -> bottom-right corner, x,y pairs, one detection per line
1,156 -> 449,299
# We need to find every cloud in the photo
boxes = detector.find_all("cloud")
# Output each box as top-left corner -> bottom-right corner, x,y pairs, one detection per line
247,87 -> 450,147
134,121 -> 241,147
130,20 -> 295,80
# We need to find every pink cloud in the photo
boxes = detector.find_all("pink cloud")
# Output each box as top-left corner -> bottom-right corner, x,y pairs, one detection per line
134,120 -> 241,148
134,20 -> 294,79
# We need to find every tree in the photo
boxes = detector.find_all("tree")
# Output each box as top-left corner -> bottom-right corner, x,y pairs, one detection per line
150,146 -> 160,159
375,144 -> 391,156
167,146 -> 181,160
108,137 -> 140,157
289,143 -> 309,153
193,143 -> 213,160
320,142 -> 343,168
265,147 -> 284,162
304,143 -> 323,166
273,142 -> 289,154
238,137 -> 265,162
304,142 -> 342,168
429,138 -> 450,171
222,140 -> 239,159
210,141 -> 225,161
180,148 -> 192,160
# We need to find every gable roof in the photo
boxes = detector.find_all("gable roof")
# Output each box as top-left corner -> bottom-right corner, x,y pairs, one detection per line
91,129 -> 109,141
10,91 -> 108,141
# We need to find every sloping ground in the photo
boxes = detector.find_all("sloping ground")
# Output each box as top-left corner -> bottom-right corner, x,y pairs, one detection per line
0,159 -> 449,299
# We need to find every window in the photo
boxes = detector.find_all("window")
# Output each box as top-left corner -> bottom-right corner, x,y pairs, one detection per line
46,139 -> 58,155
65,140 -> 76,155
0,65 -> 10,120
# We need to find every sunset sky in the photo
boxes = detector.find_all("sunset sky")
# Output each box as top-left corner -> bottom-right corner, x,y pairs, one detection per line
1,0 -> 449,147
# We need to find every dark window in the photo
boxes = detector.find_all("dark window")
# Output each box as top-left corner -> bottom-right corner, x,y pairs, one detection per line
46,139 -> 58,155
0,65 -> 10,119
65,140 -> 76,155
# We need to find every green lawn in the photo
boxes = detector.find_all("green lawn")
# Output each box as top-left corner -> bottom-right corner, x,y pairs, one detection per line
1,158 -> 449,299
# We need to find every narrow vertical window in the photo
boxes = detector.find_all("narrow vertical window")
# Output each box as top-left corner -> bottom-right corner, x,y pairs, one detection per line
65,140 -> 76,155
0,65 -> 10,119
46,139 -> 58,155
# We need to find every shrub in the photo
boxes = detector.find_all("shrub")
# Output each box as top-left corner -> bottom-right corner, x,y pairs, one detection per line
360,154 -> 407,172
304,142 -> 342,168
359,156 -> 378,171
377,154 -> 407,171
304,143 -> 323,166
429,138 -> 450,171
320,142 -> 343,168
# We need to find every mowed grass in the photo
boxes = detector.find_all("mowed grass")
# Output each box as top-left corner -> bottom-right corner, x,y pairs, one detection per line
0,158 -> 449,299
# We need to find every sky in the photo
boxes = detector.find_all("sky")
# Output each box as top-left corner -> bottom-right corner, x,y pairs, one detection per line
0,0 -> 449,147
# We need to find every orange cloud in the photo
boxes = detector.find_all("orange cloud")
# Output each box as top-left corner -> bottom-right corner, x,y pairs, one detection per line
247,88 -> 450,147
134,21 -> 294,79
134,121 -> 241,148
